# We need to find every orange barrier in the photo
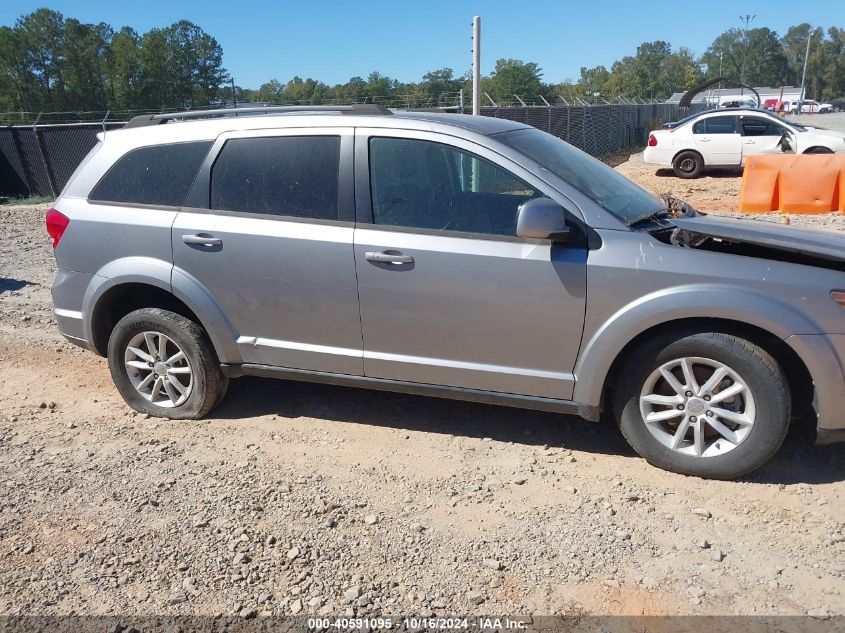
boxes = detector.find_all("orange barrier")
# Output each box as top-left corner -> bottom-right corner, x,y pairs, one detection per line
739,154 -> 845,214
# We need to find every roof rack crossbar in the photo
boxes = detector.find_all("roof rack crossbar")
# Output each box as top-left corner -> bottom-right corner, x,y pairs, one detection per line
124,103 -> 391,128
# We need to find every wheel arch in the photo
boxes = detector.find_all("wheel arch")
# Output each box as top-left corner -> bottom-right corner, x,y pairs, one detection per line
91,282 -> 200,356
803,146 -> 834,154
597,318 -> 814,426
83,259 -> 242,364
572,287 -> 822,418
672,148 -> 707,168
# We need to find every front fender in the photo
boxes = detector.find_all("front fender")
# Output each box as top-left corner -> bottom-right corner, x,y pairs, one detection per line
572,285 -> 822,407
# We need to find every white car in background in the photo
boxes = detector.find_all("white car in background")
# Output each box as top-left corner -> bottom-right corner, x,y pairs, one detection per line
643,108 -> 845,178
784,100 -> 835,114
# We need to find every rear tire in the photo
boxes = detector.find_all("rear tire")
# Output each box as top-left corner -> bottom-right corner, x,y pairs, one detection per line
614,332 -> 790,479
672,151 -> 704,179
107,308 -> 228,419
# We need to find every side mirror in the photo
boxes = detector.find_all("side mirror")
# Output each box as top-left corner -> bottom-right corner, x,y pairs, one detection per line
515,198 -> 573,241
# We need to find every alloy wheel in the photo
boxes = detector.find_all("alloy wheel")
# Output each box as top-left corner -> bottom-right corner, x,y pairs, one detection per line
124,331 -> 193,408
638,356 -> 756,457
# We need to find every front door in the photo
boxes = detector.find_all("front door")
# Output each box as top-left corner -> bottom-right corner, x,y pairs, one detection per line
353,130 -> 587,400
692,115 -> 741,165
739,115 -> 789,160
172,128 -> 363,374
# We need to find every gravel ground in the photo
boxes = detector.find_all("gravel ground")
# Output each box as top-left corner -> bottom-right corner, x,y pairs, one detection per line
1,202 -> 844,619
790,112 -> 845,134
614,109 -> 845,219
616,151 -> 845,232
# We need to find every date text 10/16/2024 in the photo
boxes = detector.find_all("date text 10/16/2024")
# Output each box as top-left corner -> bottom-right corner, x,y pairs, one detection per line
306,618 -> 529,630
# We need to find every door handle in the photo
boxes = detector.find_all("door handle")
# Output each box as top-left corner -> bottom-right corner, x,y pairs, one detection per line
365,250 -> 414,265
182,234 -> 222,246
743,140 -> 756,144
698,138 -> 711,142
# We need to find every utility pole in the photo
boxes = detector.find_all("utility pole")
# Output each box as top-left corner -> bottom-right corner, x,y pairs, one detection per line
472,16 -> 481,115
739,14 -> 756,94
799,27 -> 819,111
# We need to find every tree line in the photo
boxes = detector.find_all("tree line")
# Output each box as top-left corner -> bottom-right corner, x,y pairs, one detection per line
576,26 -> 845,103
1,8 -> 843,115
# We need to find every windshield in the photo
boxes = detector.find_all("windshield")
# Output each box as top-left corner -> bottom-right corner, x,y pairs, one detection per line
780,118 -> 809,132
497,127 -> 664,224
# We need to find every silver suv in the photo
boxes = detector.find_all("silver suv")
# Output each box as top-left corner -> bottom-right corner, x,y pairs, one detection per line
47,104 -> 845,479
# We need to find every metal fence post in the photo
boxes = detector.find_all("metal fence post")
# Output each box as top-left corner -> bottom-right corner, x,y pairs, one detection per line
32,112 -> 58,198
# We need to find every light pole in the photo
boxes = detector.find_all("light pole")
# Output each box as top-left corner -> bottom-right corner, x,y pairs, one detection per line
799,27 -> 820,112
472,16 -> 481,116
739,14 -> 756,94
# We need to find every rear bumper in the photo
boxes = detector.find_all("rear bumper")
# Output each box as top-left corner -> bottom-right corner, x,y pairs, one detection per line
641,146 -> 672,167
786,334 -> 845,442
51,269 -> 95,350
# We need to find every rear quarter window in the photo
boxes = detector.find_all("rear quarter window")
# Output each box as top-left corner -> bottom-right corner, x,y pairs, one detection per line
89,141 -> 212,207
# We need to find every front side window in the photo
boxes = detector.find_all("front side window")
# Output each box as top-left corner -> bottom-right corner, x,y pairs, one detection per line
210,136 -> 340,219
497,127 -> 663,224
741,117 -> 785,137
89,141 -> 212,206
369,137 -> 540,236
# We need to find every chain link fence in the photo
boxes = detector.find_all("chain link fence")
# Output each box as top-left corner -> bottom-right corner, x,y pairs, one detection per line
0,102 -> 706,197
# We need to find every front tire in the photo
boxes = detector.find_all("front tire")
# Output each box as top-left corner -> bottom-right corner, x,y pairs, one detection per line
107,308 -> 228,419
614,332 -> 790,479
672,151 -> 704,179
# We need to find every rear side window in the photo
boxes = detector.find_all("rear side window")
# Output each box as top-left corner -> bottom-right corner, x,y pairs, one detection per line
89,141 -> 211,206
210,136 -> 340,220
693,116 -> 737,134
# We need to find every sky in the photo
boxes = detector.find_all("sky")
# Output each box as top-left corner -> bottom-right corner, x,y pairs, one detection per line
2,0 -> 841,88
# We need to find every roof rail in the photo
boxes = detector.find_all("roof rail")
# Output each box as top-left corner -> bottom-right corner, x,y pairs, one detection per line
123,103 -> 392,128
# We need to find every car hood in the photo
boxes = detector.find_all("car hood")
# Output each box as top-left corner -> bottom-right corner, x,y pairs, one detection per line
672,215 -> 845,264
801,127 -> 845,139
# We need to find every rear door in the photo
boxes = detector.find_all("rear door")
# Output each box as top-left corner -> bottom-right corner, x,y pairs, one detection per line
173,127 -> 363,374
692,115 -> 741,165
352,129 -> 587,400
739,115 -> 788,160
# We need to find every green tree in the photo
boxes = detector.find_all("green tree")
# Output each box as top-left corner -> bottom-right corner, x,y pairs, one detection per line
416,67 -> 461,106
632,41 -> 671,98
16,8 -> 67,109
62,19 -> 112,109
486,59 -> 543,103
661,47 -> 701,96
362,71 -> 400,104
107,27 -> 142,109
577,65 -> 612,99
816,27 -> 845,100
0,25 -> 37,110
256,79 -> 285,102
701,27 -> 787,87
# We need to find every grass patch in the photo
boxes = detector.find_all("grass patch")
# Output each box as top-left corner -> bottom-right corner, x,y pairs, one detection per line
600,146 -> 643,168
0,195 -> 54,206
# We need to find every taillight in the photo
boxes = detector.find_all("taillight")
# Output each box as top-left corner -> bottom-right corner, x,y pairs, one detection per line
45,208 -> 69,249
648,133 -> 658,147
832,291 -> 845,309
